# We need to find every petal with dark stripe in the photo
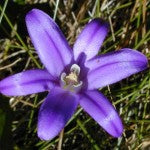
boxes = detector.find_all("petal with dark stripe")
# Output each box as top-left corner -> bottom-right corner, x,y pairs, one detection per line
26,9 -> 73,77
85,49 -> 148,90
79,90 -> 123,137
73,19 -> 108,62
0,69 -> 54,96
38,87 -> 78,140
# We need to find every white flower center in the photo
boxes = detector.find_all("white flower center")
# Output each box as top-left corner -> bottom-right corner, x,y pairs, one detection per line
60,64 -> 82,92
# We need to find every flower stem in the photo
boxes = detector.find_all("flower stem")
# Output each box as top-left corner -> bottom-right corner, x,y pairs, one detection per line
57,129 -> 64,150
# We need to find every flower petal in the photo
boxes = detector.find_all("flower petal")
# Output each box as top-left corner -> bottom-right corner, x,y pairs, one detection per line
38,87 -> 78,141
25,9 -> 73,77
73,19 -> 108,61
0,69 -> 54,96
79,90 -> 123,137
85,49 -> 148,90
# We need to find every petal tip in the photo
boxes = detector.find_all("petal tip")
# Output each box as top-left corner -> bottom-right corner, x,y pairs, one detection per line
92,18 -> 109,29
102,116 -> 124,138
89,18 -> 109,37
109,113 -> 124,138
26,8 -> 40,15
37,130 -> 52,141
112,125 -> 124,138
122,48 -> 148,64
25,8 -> 44,23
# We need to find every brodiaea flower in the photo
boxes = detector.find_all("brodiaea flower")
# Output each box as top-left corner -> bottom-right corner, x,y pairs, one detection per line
0,9 -> 148,141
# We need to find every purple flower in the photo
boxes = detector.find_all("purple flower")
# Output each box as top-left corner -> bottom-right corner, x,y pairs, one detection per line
0,9 -> 148,141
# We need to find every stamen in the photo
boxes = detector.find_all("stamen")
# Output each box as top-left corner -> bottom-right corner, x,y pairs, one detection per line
60,64 -> 82,92
61,72 -> 66,83
70,64 -> 80,75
